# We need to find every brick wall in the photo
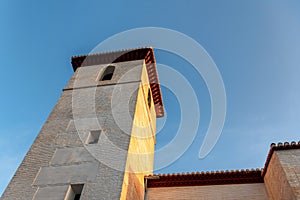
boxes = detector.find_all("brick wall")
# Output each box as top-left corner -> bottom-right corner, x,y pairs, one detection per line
264,149 -> 300,200
146,183 -> 269,200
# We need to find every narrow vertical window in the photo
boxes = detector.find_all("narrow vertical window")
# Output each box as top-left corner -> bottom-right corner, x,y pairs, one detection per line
65,184 -> 84,200
100,65 -> 115,81
147,88 -> 151,109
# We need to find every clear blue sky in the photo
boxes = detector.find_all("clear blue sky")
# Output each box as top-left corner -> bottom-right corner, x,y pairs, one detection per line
1,0 -> 300,196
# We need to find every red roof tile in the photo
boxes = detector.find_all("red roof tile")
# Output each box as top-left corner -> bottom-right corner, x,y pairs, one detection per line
145,169 -> 263,188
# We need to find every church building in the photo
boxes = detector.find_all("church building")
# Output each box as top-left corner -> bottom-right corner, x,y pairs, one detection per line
1,47 -> 300,200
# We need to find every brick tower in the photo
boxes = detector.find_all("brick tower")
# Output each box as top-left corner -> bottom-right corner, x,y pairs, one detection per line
1,47 -> 164,200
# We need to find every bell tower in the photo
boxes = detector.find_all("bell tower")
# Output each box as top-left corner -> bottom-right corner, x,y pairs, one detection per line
1,48 -> 164,200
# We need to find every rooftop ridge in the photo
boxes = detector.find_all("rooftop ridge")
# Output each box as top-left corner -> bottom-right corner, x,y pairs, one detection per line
71,46 -> 152,59
145,168 -> 263,188
146,168 -> 262,177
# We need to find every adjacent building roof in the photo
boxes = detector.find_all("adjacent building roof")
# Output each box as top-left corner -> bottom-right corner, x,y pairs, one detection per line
146,140 -> 300,188
71,47 -> 164,117
145,169 -> 263,188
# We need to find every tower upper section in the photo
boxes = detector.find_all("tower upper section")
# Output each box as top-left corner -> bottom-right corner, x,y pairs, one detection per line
71,47 -> 164,118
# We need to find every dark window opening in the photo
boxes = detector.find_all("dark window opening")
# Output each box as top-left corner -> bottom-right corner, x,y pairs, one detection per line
100,65 -> 115,81
65,184 -> 84,200
85,130 -> 101,144
147,89 -> 151,109
74,194 -> 81,200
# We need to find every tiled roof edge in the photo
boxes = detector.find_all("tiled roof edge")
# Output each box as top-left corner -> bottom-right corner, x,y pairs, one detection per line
145,168 -> 263,188
71,46 -> 151,60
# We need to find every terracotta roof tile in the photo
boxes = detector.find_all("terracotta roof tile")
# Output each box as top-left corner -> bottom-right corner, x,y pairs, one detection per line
145,169 -> 263,188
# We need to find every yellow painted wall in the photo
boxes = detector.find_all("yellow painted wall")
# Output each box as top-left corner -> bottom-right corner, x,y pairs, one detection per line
120,61 -> 157,200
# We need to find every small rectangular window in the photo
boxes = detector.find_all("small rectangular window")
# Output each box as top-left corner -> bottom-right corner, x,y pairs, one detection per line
65,184 -> 84,200
85,130 -> 101,144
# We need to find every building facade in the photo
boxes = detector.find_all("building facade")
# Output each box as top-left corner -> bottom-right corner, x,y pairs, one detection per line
1,48 -> 299,200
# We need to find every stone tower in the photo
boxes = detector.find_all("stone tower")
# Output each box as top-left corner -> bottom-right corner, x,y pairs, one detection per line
1,47 -> 164,200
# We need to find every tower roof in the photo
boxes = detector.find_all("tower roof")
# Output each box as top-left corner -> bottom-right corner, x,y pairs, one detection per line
71,47 -> 164,117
